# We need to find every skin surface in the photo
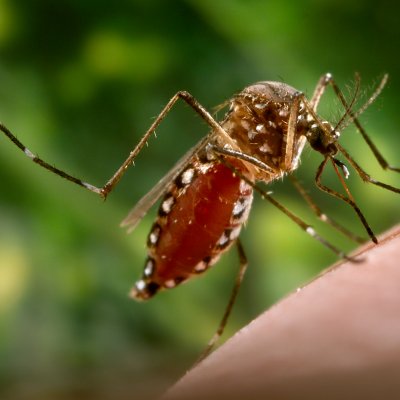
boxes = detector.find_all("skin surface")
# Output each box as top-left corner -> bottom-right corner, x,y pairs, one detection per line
164,226 -> 400,400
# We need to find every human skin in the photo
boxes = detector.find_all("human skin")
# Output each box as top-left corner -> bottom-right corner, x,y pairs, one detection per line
164,226 -> 400,400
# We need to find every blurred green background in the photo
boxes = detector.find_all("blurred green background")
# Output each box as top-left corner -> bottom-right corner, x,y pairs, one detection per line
0,0 -> 399,398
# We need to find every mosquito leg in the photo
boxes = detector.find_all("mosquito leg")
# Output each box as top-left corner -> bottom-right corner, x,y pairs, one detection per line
315,156 -> 378,244
0,122 -> 104,195
310,73 -> 332,110
197,239 -> 249,364
325,74 -> 399,172
101,91 -> 236,197
336,142 -> 400,194
1,91 -> 232,199
207,143 -> 275,175
254,183 -> 356,260
255,179 -> 356,259
211,151 -> 356,261
271,76 -> 332,173
284,92 -> 301,170
289,174 -> 365,243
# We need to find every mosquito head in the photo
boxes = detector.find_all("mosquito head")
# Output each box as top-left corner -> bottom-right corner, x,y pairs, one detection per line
306,119 -> 340,157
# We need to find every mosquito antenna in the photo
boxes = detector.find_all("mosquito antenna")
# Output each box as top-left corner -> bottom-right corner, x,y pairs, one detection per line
334,73 -> 361,132
337,74 -> 388,132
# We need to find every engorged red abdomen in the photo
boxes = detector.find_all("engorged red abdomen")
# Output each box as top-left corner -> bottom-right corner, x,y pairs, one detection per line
151,162 -> 245,284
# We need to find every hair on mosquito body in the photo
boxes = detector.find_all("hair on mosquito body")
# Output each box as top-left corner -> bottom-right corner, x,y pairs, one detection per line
1,72 -> 399,361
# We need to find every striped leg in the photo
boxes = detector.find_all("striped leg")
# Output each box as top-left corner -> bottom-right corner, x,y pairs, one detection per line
0,91 -> 233,200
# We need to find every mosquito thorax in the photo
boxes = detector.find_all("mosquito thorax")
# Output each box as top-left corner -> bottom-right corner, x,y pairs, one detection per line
221,81 -> 309,181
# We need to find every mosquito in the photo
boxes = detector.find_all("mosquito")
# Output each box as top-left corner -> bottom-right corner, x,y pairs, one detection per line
1,73 -> 399,360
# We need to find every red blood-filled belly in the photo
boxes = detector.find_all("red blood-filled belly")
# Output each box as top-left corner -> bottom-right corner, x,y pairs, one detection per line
150,160 -> 252,284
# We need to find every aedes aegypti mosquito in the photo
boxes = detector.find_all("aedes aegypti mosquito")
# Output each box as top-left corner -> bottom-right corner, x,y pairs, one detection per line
1,73 -> 399,359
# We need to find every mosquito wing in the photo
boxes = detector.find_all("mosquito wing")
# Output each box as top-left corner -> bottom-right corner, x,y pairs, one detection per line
120,136 -> 209,233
